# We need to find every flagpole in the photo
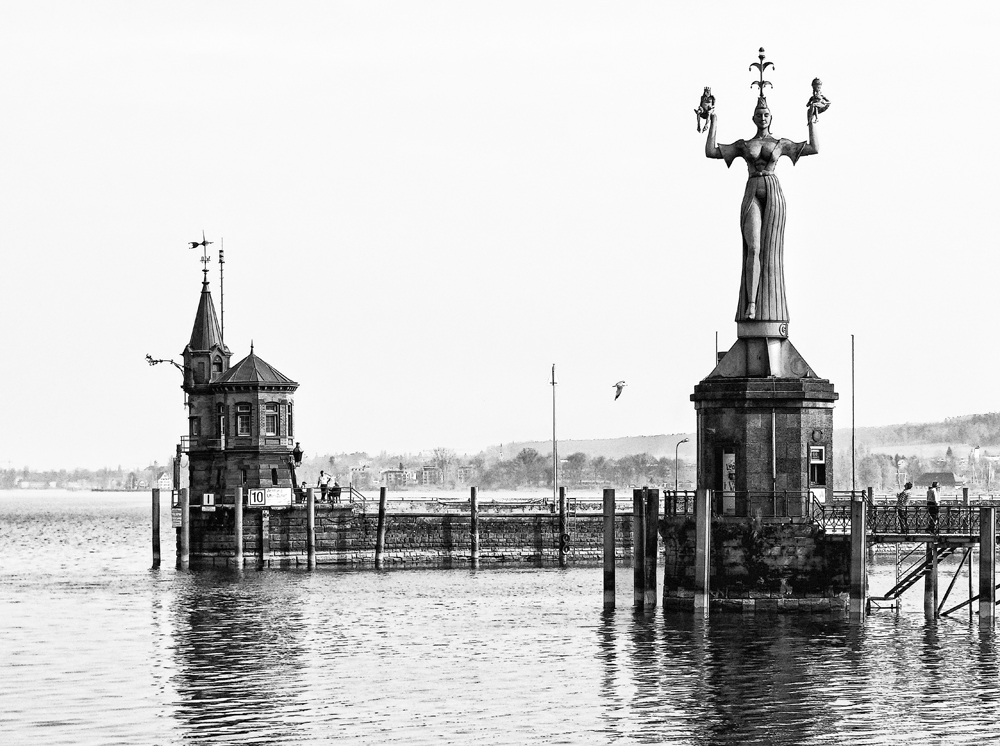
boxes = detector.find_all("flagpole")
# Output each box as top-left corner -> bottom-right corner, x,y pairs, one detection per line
551,364 -> 558,509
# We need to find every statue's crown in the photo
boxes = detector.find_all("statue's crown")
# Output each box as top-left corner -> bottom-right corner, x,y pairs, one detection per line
749,48 -> 773,108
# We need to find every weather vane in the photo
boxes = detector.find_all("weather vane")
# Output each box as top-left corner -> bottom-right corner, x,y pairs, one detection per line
188,230 -> 214,282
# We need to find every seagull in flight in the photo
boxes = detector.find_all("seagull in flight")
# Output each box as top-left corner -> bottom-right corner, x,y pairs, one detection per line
613,381 -> 626,400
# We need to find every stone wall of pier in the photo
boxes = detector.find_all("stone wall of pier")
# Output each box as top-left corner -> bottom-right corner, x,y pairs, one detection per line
185,505 -> 651,567
660,515 -> 851,612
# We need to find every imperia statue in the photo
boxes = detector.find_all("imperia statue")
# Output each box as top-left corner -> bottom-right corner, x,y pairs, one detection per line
703,49 -> 829,324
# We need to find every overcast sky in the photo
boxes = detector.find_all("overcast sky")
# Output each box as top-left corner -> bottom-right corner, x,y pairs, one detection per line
2,2 -> 997,470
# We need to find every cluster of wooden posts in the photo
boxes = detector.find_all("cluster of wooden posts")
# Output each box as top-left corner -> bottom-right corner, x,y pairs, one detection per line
153,484 -> 576,570
598,487 -> 659,610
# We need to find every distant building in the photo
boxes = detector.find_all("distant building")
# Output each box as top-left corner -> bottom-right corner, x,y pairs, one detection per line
382,469 -> 407,488
381,468 -> 419,488
350,465 -> 373,490
420,465 -> 443,486
457,465 -> 477,484
914,472 -> 960,489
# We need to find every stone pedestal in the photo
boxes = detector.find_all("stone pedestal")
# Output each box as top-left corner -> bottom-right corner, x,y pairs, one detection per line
691,335 -> 838,515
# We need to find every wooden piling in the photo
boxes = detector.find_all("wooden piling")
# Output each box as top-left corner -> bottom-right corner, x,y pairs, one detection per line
980,506 -> 996,625
849,496 -> 866,618
375,486 -> 387,568
633,488 -> 645,607
234,486 -> 243,566
178,488 -> 190,569
306,487 -> 316,569
259,508 -> 270,566
470,486 -> 479,567
173,443 -> 181,490
693,487 -> 711,615
924,543 -> 937,618
644,488 -> 659,609
970,544 -> 975,624
151,488 -> 161,568
559,486 -> 568,567
603,488 -> 615,609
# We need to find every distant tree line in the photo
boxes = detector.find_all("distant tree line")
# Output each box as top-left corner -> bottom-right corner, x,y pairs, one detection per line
0,461 -> 178,491
834,446 -> 1000,492
856,413 -> 1000,449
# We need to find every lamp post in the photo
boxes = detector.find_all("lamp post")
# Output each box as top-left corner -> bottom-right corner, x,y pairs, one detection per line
675,437 -> 689,493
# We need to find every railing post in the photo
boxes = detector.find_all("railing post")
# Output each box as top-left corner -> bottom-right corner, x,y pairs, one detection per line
693,488 -> 711,615
178,488 -> 190,569
470,486 -> 479,567
633,488 -> 645,607
603,488 -> 615,609
151,488 -> 161,568
849,495 -> 867,618
980,506 -> 996,626
234,486 -> 243,567
307,487 -> 316,569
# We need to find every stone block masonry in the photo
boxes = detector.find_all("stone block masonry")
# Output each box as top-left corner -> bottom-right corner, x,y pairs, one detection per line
660,514 -> 851,613
185,505 -> 652,567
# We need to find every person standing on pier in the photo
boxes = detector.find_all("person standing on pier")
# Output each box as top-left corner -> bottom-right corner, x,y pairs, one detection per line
926,481 -> 940,533
896,482 -> 912,535
319,470 -> 332,501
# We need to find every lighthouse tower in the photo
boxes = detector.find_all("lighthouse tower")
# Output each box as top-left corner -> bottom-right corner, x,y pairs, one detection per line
182,276 -> 298,504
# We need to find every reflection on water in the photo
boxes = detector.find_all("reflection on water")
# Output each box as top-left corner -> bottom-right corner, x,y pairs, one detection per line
3,491 -> 1000,745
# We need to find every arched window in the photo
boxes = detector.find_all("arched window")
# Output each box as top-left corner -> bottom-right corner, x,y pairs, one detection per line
212,358 -> 223,376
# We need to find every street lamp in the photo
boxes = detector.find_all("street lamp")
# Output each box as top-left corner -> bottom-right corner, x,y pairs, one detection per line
675,437 -> 689,493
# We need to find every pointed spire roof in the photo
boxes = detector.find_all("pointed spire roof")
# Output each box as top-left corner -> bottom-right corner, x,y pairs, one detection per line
215,348 -> 297,387
188,280 -> 229,353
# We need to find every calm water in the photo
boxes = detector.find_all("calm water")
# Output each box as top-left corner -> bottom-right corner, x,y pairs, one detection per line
2,491 -> 999,745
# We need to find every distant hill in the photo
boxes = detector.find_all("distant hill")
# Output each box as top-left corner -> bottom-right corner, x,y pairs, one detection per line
473,414 -> 1000,464
481,434 -> 695,461
835,413 -> 1000,452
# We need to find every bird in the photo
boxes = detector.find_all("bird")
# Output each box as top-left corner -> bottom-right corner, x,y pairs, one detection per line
613,381 -> 626,400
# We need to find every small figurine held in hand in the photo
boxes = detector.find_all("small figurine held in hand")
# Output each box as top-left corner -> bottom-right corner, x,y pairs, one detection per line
806,77 -> 830,124
694,86 -> 715,133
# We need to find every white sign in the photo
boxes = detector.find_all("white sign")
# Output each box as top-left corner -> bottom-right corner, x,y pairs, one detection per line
265,487 -> 292,506
171,507 -> 182,528
245,488 -> 291,507
202,493 -> 215,506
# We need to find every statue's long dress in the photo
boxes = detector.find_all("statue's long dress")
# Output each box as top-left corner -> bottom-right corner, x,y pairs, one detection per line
719,138 -> 807,323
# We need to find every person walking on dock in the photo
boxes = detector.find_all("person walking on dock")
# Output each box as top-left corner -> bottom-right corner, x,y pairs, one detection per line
292,442 -> 303,466
896,482 -> 912,535
927,481 -> 940,533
